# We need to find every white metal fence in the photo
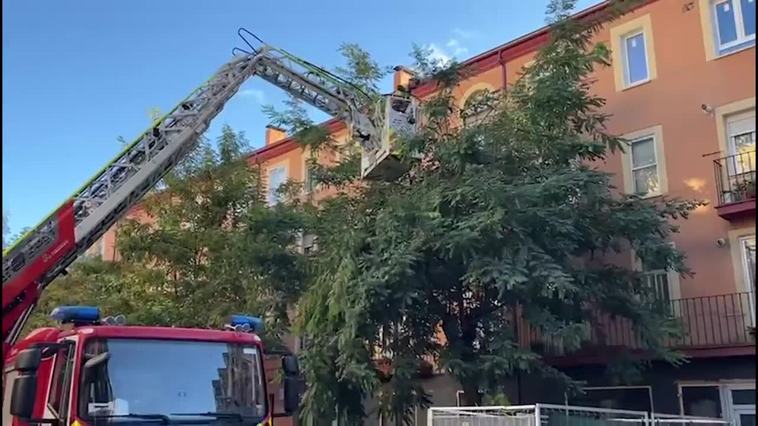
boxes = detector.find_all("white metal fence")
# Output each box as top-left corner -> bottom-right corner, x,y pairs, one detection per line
427,404 -> 730,426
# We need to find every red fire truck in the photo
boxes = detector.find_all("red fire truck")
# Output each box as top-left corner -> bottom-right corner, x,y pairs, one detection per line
2,28 -> 419,425
4,306 -> 302,425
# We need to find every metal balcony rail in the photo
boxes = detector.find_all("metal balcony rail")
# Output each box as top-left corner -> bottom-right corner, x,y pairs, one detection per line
713,150 -> 756,206
526,292 -> 755,356
427,404 -> 729,426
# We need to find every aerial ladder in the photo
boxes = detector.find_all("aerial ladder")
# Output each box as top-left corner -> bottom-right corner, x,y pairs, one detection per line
1,29 -> 419,359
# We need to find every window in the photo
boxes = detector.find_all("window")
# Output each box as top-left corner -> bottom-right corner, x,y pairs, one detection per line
622,31 -> 650,86
461,89 -> 495,127
84,238 -> 104,259
571,386 -> 653,412
712,0 -> 756,55
644,265 -> 672,302
633,243 -> 680,311
302,234 -> 317,255
716,104 -> 755,203
48,342 -> 74,419
682,385 -> 723,418
680,382 -> 756,425
739,235 -> 756,324
741,235 -> 756,293
630,136 -> 660,196
296,232 -> 317,256
622,126 -> 667,198
304,165 -> 317,194
726,110 -> 756,175
729,385 -> 757,426
267,166 -> 287,205
79,339 -> 267,421
611,15 -> 657,91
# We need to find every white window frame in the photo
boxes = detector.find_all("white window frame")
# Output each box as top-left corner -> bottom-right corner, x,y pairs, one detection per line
678,383 -> 724,418
726,110 -> 756,154
678,381 -> 756,423
632,243 -> 682,309
44,336 -> 78,425
733,406 -> 756,426
726,383 -> 756,426
629,134 -> 661,197
621,30 -> 651,87
725,110 -> 756,176
303,165 -> 316,194
712,0 -> 756,52
267,165 -> 287,206
738,235 -> 756,325
99,236 -> 106,258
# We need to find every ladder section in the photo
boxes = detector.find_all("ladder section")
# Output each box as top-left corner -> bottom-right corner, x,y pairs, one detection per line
2,53 -> 264,345
251,47 -> 380,148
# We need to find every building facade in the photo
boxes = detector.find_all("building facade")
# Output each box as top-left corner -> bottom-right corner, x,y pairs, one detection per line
93,0 -> 754,424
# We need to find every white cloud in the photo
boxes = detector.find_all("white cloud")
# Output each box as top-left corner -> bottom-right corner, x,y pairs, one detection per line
418,29 -> 476,69
446,39 -> 469,57
426,43 -> 453,65
239,89 -> 265,103
423,39 -> 467,66
452,28 -> 477,39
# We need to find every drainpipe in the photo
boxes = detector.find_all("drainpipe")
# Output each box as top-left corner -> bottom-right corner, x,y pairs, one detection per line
499,48 -> 508,90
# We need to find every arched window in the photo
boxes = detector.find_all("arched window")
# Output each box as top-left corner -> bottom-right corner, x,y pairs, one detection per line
461,89 -> 495,127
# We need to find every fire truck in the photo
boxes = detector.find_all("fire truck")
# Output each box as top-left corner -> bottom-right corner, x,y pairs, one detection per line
2,28 -> 419,425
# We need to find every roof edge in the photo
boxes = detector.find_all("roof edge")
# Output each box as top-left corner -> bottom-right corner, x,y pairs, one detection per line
412,0 -> 655,97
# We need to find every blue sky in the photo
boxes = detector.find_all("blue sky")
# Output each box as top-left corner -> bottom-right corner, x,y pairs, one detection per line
2,0 -> 601,235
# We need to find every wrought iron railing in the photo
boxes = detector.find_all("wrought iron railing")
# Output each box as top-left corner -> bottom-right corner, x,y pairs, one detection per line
713,151 -> 756,206
526,292 -> 755,357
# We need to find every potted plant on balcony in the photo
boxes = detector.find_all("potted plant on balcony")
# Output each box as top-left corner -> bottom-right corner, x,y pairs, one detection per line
730,179 -> 756,202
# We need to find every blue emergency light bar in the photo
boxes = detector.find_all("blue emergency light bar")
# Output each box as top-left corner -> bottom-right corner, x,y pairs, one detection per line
50,306 -> 101,324
229,314 -> 264,333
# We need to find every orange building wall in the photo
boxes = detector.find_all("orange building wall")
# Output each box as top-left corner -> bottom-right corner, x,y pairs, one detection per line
418,0 -> 756,301
99,0 -> 755,301
576,0 -> 754,298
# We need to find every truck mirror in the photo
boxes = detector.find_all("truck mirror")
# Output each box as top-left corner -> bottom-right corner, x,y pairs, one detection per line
15,348 -> 42,372
282,354 -> 299,376
84,352 -> 110,370
81,352 -> 110,386
282,376 -> 304,416
10,374 -> 37,419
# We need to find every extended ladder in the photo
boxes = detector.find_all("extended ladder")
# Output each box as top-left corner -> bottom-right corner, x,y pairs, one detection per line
2,32 -> 420,352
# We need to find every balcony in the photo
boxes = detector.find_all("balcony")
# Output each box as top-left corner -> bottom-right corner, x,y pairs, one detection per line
713,151 -> 756,220
525,292 -> 755,364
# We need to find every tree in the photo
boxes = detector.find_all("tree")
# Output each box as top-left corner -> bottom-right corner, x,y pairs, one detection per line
294,0 -> 702,424
116,124 -> 308,340
26,124 -> 308,348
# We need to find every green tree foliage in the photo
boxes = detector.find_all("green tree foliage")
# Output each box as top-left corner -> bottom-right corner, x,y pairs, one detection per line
264,43 -> 390,190
26,125 -> 308,347
22,259 -> 157,333
294,0 -> 702,423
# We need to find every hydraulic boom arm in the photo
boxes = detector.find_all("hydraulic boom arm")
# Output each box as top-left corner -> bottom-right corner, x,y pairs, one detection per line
2,31 -> 416,356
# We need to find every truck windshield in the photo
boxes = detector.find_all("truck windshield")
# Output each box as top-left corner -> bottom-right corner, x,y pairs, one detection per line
78,338 -> 267,423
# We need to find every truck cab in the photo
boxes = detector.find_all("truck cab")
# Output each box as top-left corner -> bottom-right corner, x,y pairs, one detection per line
3,306 -> 302,426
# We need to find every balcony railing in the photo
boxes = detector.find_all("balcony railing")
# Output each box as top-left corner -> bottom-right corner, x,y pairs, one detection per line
525,292 -> 755,358
713,150 -> 756,208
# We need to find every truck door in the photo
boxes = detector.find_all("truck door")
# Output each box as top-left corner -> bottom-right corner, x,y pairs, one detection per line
2,369 -> 20,426
43,337 -> 77,425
